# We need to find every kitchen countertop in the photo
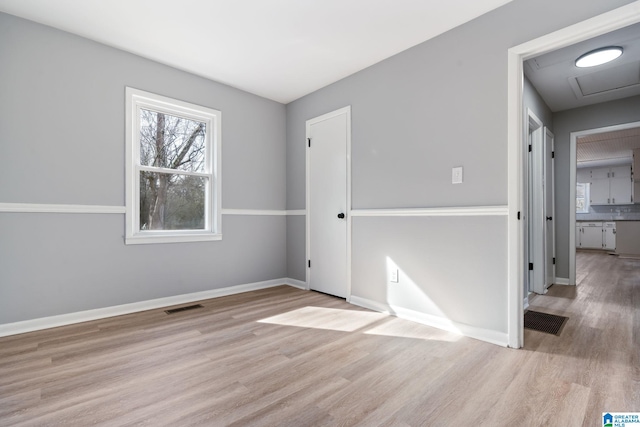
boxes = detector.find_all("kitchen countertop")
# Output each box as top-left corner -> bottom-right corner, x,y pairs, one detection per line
576,216 -> 640,222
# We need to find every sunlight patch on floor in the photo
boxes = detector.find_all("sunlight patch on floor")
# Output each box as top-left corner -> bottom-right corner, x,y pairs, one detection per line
258,306 -> 387,332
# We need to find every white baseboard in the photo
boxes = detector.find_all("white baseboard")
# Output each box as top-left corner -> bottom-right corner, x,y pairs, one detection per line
283,278 -> 307,290
523,297 -> 529,311
349,295 -> 508,347
0,278 -> 303,338
349,296 -> 390,313
554,277 -> 571,285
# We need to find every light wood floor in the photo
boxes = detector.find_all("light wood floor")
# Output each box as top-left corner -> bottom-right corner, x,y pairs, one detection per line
1,251 -> 638,426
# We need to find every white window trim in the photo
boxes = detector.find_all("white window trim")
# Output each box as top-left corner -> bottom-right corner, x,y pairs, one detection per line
125,87 -> 222,244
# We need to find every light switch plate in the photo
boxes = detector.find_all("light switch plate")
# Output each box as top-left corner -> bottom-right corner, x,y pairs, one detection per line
390,269 -> 399,283
452,166 -> 463,184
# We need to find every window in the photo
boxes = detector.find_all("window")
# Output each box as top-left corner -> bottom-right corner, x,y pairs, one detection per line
125,88 -> 221,244
576,182 -> 590,214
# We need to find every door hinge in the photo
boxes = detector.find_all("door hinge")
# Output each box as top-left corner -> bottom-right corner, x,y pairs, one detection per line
517,211 -> 521,220
529,263 -> 534,271
551,151 -> 555,158
307,138 -> 311,147
528,144 -> 532,152
308,260 -> 311,268
553,257 -> 556,265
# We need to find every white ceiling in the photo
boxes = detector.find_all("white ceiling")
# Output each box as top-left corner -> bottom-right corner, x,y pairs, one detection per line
577,126 -> 640,164
0,0 -> 512,104
525,22 -> 640,112
526,22 -> 640,165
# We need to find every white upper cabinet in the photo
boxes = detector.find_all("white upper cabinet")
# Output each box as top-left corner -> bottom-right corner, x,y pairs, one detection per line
576,168 -> 591,182
610,174 -> 633,204
589,165 -> 632,205
590,178 -> 610,205
590,168 -> 610,179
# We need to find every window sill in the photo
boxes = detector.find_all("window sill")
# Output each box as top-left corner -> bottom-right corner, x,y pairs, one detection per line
125,233 -> 222,245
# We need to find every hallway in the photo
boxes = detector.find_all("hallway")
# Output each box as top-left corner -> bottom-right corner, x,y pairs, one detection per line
524,250 -> 640,422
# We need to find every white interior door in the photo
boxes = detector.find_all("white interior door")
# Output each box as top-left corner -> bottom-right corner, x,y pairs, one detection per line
544,128 -> 555,289
306,107 -> 350,298
528,111 -> 546,295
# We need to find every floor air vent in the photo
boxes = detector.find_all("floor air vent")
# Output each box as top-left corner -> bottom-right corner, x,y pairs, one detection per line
165,304 -> 204,314
524,310 -> 568,336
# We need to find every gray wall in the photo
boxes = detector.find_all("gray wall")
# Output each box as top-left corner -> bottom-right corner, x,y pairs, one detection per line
286,0 -> 633,335
524,76 -> 553,130
286,216 -> 306,281
616,221 -> 640,255
0,13 -> 287,324
553,95 -> 640,278
352,216 -> 507,332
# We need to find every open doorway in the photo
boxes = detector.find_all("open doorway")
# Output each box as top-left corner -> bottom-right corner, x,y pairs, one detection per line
571,123 -> 640,276
506,3 -> 640,348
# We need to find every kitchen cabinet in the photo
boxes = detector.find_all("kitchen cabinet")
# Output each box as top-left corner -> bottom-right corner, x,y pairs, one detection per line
610,176 -> 633,204
576,168 -> 591,183
590,178 -> 610,205
576,221 -> 616,250
591,168 -> 611,179
603,222 -> 616,250
579,222 -> 604,248
590,165 -> 632,205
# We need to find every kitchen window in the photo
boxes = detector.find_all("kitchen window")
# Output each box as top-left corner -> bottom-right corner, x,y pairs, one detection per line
576,182 -> 590,214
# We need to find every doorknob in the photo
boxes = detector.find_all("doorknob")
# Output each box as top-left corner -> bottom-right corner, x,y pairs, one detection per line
546,216 -> 553,221
337,213 -> 345,219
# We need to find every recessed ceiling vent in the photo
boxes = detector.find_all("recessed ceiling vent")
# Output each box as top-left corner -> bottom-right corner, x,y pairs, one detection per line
572,61 -> 640,96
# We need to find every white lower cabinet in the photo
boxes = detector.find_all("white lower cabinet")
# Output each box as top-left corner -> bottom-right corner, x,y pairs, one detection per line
580,223 -> 603,249
576,222 -> 616,250
603,222 -> 616,250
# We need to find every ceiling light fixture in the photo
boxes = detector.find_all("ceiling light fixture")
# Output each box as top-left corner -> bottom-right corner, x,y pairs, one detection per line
575,46 -> 623,68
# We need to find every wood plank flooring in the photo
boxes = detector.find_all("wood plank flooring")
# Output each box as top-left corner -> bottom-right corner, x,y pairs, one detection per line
0,251 -> 638,426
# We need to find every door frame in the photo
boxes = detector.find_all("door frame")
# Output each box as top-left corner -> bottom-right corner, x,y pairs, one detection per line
305,106 -> 352,300
544,127 -> 556,290
569,120 -> 640,286
507,1 -> 640,349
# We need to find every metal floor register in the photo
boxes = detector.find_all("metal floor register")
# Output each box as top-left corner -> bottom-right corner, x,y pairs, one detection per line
524,310 -> 569,336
